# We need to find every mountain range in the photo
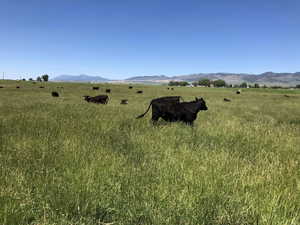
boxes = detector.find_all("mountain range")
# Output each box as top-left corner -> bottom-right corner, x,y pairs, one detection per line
52,72 -> 300,86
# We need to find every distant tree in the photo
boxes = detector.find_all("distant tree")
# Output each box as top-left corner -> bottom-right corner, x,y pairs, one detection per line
263,84 -> 267,88
213,79 -> 226,87
192,81 -> 198,87
29,78 -> 33,81
198,79 -> 211,87
42,74 -> 49,82
37,76 -> 42,82
296,84 -> 300,89
22,78 -> 26,81
168,81 -> 189,86
254,83 -> 260,88
240,82 -> 248,88
179,81 -> 189,86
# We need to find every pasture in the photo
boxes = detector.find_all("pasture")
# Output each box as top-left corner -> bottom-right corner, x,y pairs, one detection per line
0,80 -> 299,225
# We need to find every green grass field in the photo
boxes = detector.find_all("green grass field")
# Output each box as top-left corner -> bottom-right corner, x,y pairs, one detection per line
0,80 -> 299,225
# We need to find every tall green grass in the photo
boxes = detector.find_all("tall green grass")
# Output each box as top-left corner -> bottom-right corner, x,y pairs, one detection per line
0,81 -> 299,225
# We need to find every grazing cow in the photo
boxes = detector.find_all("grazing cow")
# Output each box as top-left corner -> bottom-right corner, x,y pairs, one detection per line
167,87 -> 170,90
106,89 -> 111,93
284,95 -> 290,98
0,86 -> 3,88
137,97 -> 207,125
51,92 -> 59,97
236,90 -> 241,94
129,86 -> 133,89
120,99 -> 128,104
224,98 -> 231,102
171,88 -> 174,90
39,86 -> 45,88
93,87 -> 99,90
84,95 -> 109,104
16,86 -> 20,88
136,90 -> 143,94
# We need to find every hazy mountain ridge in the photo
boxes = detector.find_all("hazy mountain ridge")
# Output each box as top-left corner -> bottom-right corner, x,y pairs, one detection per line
52,74 -> 110,82
52,72 -> 300,86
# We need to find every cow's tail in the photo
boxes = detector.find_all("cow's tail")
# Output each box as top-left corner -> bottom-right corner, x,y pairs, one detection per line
136,101 -> 152,119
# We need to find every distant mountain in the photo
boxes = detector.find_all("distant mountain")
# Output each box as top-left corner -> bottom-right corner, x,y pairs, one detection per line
51,72 -> 300,86
126,72 -> 300,86
52,74 -> 110,82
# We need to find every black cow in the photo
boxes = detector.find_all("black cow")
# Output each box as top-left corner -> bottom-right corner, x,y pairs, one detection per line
39,86 -> 45,88
136,90 -> 143,94
51,92 -> 59,97
171,88 -> 174,90
120,99 -> 128,104
137,97 -> 207,125
129,86 -> 133,89
0,86 -> 4,88
236,90 -> 241,94
93,87 -> 99,90
136,96 -> 182,119
106,89 -> 111,93
84,95 -> 109,104
16,86 -> 20,88
224,98 -> 231,102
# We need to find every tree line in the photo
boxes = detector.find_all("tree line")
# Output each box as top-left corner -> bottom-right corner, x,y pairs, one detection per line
168,79 -> 300,88
22,74 -> 49,82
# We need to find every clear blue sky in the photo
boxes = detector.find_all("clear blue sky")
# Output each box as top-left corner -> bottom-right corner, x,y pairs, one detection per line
0,0 -> 299,80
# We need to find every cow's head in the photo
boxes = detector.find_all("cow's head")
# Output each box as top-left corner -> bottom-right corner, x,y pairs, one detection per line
83,95 -> 90,101
195,97 -> 208,111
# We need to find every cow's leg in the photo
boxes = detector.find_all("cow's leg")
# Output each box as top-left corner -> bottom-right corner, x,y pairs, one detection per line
151,111 -> 160,125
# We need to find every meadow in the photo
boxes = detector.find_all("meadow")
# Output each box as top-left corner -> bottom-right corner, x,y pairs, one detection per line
0,80 -> 299,225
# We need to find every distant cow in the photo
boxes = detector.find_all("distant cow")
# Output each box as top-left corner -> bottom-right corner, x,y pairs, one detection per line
106,89 -> 111,93
16,86 -> 20,88
284,95 -> 290,98
0,86 -> 3,88
171,88 -> 174,90
129,86 -> 133,89
236,90 -> 241,94
137,97 -> 207,125
93,87 -> 99,90
84,95 -> 109,104
136,90 -> 143,94
51,92 -> 59,97
120,99 -> 128,104
39,86 -> 45,88
224,98 -> 231,102
167,87 -> 170,90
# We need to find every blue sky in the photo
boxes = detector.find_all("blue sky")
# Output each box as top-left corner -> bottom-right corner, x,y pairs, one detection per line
0,0 -> 299,80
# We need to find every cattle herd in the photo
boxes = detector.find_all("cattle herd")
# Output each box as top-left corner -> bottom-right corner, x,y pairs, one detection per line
0,84 -> 261,125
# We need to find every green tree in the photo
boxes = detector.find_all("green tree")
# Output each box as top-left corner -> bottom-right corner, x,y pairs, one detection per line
198,79 -> 211,87
37,76 -> 42,82
254,83 -> 260,88
192,81 -> 198,87
213,79 -> 226,87
240,82 -> 248,88
29,78 -> 33,81
296,84 -> 300,89
42,74 -> 49,82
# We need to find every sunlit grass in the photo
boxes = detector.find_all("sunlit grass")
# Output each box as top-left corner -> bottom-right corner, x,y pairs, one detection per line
0,80 -> 299,225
